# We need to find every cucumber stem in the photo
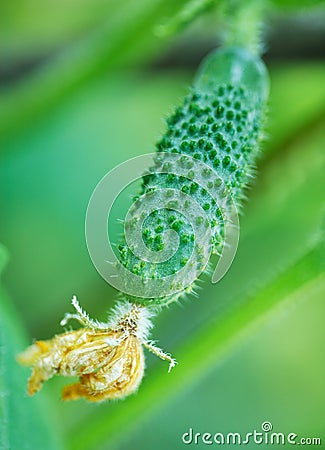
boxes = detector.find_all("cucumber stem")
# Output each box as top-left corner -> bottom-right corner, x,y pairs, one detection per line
221,0 -> 266,56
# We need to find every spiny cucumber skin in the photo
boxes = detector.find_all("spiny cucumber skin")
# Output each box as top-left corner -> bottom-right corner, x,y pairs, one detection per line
117,47 -> 269,307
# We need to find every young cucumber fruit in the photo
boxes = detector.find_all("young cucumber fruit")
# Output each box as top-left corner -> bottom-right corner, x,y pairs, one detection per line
117,46 -> 269,307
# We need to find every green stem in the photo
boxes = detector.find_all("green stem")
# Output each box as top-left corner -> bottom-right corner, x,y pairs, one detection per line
221,0 -> 266,56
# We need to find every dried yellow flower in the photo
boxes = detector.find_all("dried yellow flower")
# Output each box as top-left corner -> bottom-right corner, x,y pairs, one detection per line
17,297 -> 176,402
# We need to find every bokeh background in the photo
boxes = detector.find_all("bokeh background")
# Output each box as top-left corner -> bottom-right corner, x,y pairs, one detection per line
0,1 -> 324,449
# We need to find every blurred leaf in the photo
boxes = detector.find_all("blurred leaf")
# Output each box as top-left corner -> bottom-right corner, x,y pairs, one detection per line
115,238 -> 325,450
0,0 -> 119,59
0,245 -> 63,450
66,241 -> 324,450
118,278 -> 325,450
0,0 -> 190,138
266,62 -> 325,156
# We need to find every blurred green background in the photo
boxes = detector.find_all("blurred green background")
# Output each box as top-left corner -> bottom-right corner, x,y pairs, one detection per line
0,1 -> 324,449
